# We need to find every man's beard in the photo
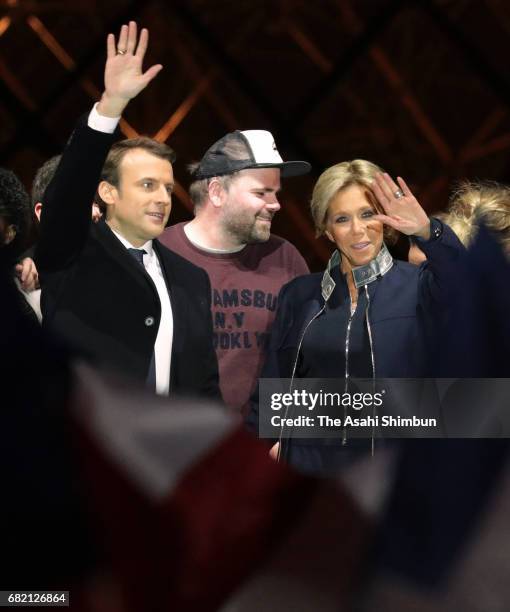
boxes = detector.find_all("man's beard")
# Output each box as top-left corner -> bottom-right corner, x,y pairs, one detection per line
221,208 -> 272,245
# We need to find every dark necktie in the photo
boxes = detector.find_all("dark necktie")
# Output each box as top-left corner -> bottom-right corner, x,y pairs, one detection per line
127,248 -> 156,392
127,248 -> 147,267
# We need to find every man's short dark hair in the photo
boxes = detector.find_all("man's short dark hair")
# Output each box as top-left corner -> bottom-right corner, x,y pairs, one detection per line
100,137 -> 176,188
188,162 -> 240,213
0,167 -> 30,260
31,154 -> 61,212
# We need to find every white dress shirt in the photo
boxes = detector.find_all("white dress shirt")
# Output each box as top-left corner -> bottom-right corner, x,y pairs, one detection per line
112,231 -> 174,396
15,281 -> 42,323
87,105 -> 173,395
88,103 -> 120,133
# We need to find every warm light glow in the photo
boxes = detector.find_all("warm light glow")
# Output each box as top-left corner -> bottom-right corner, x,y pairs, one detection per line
153,76 -> 212,142
0,16 -> 11,37
119,118 -> 139,139
27,15 -> 75,69
172,181 -> 193,212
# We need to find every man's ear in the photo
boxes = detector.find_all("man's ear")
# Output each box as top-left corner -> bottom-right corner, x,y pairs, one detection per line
98,181 -> 117,205
207,178 -> 226,209
3,224 -> 16,245
34,202 -> 42,222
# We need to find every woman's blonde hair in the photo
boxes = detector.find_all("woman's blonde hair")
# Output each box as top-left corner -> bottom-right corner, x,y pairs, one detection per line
310,159 -> 397,244
446,181 -> 510,251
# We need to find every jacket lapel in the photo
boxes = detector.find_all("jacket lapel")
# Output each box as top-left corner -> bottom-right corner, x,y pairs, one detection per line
153,239 -> 185,363
94,221 -> 157,294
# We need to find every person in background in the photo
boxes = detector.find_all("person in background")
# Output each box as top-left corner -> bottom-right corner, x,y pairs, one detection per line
408,179 -> 510,264
0,166 -> 40,323
31,154 -> 104,225
15,155 -> 105,322
0,167 -> 30,263
449,180 -> 510,254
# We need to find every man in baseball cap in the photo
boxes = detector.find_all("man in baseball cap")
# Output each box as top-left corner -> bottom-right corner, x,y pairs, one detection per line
160,129 -> 311,413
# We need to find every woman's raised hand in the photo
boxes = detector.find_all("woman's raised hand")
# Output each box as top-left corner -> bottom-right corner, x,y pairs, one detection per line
371,173 -> 430,240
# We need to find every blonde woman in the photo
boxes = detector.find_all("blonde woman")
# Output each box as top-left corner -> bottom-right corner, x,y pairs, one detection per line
247,160 -> 464,473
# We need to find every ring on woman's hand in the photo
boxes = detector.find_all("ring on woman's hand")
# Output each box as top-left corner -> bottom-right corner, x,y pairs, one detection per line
117,48 -> 127,55
394,188 -> 404,199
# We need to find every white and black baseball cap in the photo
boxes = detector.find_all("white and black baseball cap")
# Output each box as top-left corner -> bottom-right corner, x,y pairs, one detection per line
192,130 -> 311,179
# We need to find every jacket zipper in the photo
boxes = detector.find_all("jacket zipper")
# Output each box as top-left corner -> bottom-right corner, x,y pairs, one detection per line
343,287 -> 377,449
342,302 -> 355,444
289,306 -> 326,389
277,305 -> 326,462
278,286 -> 378,460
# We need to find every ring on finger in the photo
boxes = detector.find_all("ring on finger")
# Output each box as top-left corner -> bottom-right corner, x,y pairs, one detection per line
394,188 -> 404,199
117,48 -> 127,55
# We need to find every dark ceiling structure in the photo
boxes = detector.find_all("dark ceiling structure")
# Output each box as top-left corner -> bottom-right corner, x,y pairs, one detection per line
2,0 -> 510,269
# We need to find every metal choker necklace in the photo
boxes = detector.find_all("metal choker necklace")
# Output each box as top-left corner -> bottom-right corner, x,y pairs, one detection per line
321,243 -> 394,300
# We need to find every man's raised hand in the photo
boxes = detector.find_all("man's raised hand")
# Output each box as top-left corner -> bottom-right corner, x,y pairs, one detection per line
98,21 -> 162,117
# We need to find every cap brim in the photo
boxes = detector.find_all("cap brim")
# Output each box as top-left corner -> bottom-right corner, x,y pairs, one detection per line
280,161 -> 312,177
245,161 -> 311,177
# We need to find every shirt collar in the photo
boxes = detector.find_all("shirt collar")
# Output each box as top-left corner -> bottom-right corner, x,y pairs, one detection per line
111,228 -> 154,257
183,223 -> 245,254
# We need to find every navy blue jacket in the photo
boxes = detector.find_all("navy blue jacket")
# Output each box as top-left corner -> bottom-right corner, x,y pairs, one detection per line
246,221 -> 464,433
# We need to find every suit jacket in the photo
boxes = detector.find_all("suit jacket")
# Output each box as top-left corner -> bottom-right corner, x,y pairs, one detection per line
35,116 -> 220,399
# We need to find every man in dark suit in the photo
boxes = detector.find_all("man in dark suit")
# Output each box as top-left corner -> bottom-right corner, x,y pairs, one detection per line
36,21 -> 219,399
